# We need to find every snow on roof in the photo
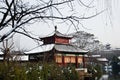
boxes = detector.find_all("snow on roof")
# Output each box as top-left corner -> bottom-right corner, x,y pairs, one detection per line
40,31 -> 72,38
55,44 -> 88,53
25,44 -> 88,54
91,55 -> 101,57
0,52 -> 3,55
55,31 -> 72,38
25,44 -> 55,54
97,58 -> 108,62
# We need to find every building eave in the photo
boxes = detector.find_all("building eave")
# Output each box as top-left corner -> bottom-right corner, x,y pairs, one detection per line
24,44 -> 88,55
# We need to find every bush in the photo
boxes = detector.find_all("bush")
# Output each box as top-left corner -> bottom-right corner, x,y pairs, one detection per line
0,62 -> 80,80
86,64 -> 103,80
63,67 -> 79,80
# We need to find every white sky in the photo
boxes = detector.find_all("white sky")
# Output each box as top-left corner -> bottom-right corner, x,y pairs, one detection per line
1,0 -> 120,50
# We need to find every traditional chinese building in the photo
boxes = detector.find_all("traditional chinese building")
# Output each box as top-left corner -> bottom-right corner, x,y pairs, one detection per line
25,26 -> 88,68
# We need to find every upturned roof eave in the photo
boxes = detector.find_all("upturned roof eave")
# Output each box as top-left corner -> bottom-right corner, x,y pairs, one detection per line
24,44 -> 88,55
55,50 -> 88,54
40,31 -> 73,39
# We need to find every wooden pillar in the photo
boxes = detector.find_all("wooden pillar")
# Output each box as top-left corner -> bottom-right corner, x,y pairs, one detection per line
82,54 -> 85,68
28,55 -> 30,61
62,54 -> 65,66
54,54 -> 56,63
75,56 -> 78,68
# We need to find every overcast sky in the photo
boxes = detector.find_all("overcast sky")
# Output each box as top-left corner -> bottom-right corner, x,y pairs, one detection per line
8,0 -> 120,50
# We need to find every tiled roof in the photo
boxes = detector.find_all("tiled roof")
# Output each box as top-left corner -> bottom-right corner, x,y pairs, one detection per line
40,31 -> 72,38
25,44 -> 54,54
55,44 -> 88,53
25,44 -> 88,54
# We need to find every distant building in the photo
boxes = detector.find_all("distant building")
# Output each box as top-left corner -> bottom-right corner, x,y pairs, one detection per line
88,48 -> 120,66
0,51 -> 28,62
25,26 -> 88,68
0,51 -> 4,61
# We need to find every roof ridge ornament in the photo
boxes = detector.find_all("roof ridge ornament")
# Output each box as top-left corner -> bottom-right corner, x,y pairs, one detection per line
55,26 -> 57,32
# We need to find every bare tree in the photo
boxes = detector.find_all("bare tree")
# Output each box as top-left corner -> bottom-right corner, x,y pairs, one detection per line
70,31 -> 104,52
0,38 -> 14,63
0,0 -> 105,42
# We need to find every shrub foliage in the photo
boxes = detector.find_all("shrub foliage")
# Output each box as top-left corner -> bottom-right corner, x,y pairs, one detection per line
0,62 -> 80,80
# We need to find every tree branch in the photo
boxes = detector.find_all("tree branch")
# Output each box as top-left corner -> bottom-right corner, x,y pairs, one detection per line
0,0 -> 14,28
0,0 -> 106,42
14,30 -> 41,41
